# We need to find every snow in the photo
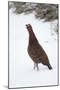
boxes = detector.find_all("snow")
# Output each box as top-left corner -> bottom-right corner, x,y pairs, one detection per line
9,9 -> 58,88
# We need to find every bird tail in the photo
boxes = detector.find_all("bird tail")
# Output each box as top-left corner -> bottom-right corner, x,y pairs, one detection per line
48,63 -> 52,70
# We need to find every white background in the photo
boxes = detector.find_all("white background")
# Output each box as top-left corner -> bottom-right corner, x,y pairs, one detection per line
0,0 -> 60,90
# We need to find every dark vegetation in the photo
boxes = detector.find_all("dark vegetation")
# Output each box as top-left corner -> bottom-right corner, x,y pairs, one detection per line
9,2 -> 58,33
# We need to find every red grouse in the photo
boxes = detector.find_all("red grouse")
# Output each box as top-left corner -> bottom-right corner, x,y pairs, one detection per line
26,24 -> 52,70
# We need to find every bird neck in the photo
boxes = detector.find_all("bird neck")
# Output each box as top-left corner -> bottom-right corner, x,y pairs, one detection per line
29,29 -> 38,45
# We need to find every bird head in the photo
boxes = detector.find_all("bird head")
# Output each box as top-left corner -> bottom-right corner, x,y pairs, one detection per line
26,24 -> 32,32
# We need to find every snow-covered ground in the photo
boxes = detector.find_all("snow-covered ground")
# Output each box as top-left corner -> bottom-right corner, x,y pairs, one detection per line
9,9 -> 58,88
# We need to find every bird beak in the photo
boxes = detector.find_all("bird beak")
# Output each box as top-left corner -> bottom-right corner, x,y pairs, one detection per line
26,24 -> 28,27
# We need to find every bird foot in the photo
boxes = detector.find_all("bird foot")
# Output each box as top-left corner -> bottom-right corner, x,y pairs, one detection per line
37,68 -> 39,71
33,63 -> 39,71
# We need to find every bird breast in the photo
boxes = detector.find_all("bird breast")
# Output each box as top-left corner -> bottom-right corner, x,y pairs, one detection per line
28,44 -> 43,60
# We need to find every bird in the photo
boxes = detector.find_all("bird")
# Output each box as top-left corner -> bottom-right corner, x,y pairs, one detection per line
26,24 -> 52,70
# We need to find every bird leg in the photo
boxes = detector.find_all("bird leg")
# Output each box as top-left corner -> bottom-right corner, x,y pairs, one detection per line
33,63 -> 39,71
33,63 -> 36,70
36,63 -> 39,71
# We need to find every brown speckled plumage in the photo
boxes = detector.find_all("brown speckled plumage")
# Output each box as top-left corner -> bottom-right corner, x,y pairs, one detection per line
26,24 -> 52,70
